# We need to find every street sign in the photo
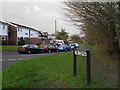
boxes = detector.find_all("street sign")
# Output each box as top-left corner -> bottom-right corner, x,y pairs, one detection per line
73,49 -> 91,85
75,50 -> 87,56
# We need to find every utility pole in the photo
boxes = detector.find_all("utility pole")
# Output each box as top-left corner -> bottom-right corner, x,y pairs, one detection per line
55,20 -> 57,39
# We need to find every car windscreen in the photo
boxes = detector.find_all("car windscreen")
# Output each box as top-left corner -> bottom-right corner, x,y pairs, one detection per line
22,45 -> 29,47
43,45 -> 48,48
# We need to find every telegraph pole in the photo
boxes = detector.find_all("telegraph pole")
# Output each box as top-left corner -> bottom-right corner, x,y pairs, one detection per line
55,20 -> 57,38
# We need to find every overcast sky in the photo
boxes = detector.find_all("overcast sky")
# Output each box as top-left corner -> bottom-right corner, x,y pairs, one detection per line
1,0 -> 81,35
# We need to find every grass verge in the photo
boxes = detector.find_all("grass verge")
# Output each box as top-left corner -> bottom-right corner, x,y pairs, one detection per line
78,43 -> 95,48
2,54 -> 107,88
0,45 -> 20,52
79,43 -> 118,70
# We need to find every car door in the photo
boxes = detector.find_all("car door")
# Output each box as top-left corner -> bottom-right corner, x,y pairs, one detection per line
33,45 -> 42,53
29,45 -> 35,53
49,45 -> 53,51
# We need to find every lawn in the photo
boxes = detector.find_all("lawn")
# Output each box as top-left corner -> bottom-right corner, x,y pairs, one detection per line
78,43 -> 95,48
0,45 -> 20,52
2,54 -> 107,88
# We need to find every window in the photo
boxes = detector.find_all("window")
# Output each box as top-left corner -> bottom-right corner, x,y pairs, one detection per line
21,28 -> 22,32
18,27 -> 22,32
25,33 -> 28,35
34,45 -> 38,48
18,37 -> 20,41
2,36 -> 6,40
36,32 -> 38,35
3,24 -> 5,29
30,45 -> 35,48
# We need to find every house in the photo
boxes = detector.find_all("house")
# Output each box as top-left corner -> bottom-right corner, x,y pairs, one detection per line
48,34 -> 56,43
0,21 -> 8,45
0,21 -> 51,45
7,22 -> 43,45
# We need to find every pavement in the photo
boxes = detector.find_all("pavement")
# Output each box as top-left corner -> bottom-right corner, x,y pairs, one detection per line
1,45 -> 93,70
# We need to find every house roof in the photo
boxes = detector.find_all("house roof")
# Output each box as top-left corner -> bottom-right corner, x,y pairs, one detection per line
1,20 -> 49,36
0,20 -> 8,24
7,21 -> 41,33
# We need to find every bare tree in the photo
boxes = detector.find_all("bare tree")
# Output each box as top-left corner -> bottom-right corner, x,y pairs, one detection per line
64,1 -> 119,54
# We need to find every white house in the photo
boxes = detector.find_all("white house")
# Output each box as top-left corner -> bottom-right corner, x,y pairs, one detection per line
0,21 -> 8,44
0,21 -> 50,45
9,22 -> 42,41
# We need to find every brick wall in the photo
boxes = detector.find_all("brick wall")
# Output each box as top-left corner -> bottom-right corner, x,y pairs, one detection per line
25,37 -> 43,44
8,24 -> 17,45
0,35 -> 2,45
43,38 -> 51,44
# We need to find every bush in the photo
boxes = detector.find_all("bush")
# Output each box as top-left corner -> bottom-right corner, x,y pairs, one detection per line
18,37 -> 25,45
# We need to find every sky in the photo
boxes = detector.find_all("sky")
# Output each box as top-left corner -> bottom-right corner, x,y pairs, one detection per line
0,0 -> 82,36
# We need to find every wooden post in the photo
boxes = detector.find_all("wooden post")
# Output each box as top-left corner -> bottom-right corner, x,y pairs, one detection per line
86,50 -> 91,85
73,49 -> 77,76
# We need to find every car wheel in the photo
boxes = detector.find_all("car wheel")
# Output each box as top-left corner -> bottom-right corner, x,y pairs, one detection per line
18,52 -> 22,54
28,50 -> 31,54
65,49 -> 67,51
48,50 -> 51,53
57,49 -> 59,52
41,50 -> 44,53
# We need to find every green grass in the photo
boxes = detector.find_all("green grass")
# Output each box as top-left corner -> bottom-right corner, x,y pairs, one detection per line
91,46 -> 118,70
0,45 -> 20,52
2,54 -> 108,88
78,43 -> 95,48
79,43 -> 118,70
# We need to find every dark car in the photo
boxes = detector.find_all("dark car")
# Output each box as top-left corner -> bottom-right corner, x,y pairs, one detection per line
40,44 -> 59,53
18,44 -> 44,54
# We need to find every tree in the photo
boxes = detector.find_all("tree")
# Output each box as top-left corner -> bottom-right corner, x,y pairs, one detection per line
68,34 -> 84,43
56,28 -> 69,44
64,1 -> 119,54
18,37 -> 25,45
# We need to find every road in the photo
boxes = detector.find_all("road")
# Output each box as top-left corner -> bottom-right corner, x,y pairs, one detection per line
1,45 -> 93,70
1,51 -> 72,69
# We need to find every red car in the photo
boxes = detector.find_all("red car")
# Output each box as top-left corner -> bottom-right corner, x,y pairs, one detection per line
40,44 -> 59,53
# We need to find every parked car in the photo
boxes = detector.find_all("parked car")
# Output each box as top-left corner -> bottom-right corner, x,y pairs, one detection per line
73,43 -> 79,48
58,45 -> 71,51
40,44 -> 59,53
69,44 -> 75,50
18,44 -> 43,54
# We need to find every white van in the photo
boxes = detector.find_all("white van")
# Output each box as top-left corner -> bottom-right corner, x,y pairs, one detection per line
54,40 -> 65,45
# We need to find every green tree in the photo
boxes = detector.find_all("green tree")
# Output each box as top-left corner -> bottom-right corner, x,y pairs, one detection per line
56,28 -> 69,44
69,34 -> 83,43
18,37 -> 25,45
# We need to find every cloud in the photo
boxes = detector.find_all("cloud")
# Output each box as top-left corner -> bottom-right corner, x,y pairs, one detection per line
23,6 -> 32,13
23,5 -> 44,14
33,6 -> 44,13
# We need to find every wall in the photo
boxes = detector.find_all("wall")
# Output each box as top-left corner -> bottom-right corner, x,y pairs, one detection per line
0,22 -> 8,45
17,27 -> 40,38
0,22 -> 8,36
25,37 -> 43,44
8,24 -> 17,45
17,27 -> 29,38
30,29 -> 39,37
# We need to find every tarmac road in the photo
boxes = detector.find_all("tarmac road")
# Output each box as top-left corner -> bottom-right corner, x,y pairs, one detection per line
1,51 -> 72,69
1,45 -> 93,70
